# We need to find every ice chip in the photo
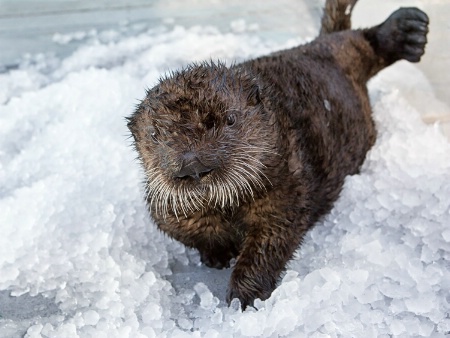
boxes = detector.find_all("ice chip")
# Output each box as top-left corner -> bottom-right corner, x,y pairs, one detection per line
25,324 -> 44,337
404,293 -> 436,315
238,312 -> 264,337
390,319 -> 406,335
194,282 -> 218,309
83,310 -> 100,326
142,303 -> 162,323
177,318 -> 192,330
229,298 -> 242,313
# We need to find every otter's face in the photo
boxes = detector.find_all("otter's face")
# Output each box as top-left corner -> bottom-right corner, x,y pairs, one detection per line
127,63 -> 276,218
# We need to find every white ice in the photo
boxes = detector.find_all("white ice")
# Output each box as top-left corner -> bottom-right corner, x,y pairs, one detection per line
1,2 -> 449,338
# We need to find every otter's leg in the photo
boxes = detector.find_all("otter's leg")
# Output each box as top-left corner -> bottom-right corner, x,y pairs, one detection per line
226,204 -> 309,308
362,7 -> 429,72
320,0 -> 358,35
321,7 -> 429,84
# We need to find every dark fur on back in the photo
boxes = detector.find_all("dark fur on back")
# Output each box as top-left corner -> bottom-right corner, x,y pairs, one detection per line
127,0 -> 429,308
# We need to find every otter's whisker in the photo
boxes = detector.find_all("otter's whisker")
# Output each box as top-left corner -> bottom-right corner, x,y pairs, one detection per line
233,155 -> 267,170
179,186 -> 192,216
233,165 -> 266,192
170,187 -> 181,221
223,173 -> 240,206
227,170 -> 253,199
234,159 -> 272,186
187,188 -> 201,212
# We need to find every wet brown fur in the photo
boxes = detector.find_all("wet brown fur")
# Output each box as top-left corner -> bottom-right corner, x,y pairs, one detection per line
127,0 -> 429,308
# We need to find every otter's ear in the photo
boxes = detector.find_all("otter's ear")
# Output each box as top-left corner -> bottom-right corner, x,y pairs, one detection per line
247,83 -> 261,106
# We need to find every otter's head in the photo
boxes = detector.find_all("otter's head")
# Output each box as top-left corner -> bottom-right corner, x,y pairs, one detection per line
127,62 -> 277,218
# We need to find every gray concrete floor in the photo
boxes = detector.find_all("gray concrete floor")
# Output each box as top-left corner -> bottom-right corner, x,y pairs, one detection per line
0,291 -> 61,338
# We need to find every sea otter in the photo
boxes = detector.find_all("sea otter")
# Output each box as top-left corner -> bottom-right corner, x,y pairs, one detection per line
127,0 -> 429,308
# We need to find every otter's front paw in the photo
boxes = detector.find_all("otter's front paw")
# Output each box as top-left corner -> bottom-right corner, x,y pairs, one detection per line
200,248 -> 236,269
226,269 -> 275,309
377,7 -> 429,63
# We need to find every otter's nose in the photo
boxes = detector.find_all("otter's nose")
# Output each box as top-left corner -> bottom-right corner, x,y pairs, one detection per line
175,152 -> 213,180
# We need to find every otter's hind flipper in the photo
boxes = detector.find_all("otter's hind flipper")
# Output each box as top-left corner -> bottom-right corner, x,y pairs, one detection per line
364,8 -> 429,64
320,0 -> 358,35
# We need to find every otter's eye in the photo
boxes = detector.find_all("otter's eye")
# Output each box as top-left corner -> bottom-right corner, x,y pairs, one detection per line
147,125 -> 161,144
226,113 -> 236,126
150,132 -> 158,144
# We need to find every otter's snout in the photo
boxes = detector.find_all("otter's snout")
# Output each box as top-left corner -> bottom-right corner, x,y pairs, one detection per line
175,152 -> 213,180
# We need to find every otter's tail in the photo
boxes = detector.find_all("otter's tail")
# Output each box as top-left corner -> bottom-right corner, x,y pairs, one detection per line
320,0 -> 358,35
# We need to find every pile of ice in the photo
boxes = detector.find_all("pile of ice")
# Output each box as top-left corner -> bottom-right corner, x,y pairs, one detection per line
0,19 -> 449,338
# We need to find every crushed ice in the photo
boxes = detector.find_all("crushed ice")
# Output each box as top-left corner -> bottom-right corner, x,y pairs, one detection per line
0,15 -> 449,338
